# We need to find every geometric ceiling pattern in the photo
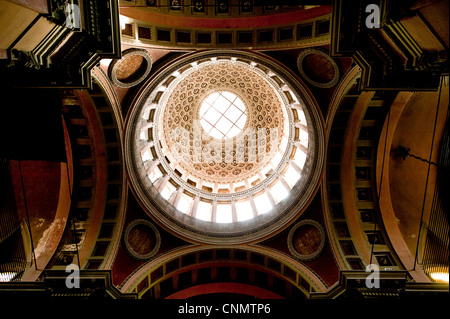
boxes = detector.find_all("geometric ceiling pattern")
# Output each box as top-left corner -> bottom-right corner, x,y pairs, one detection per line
0,0 -> 448,308
126,50 -> 325,243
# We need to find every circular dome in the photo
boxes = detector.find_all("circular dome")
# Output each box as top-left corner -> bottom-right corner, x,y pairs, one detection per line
125,50 -> 325,244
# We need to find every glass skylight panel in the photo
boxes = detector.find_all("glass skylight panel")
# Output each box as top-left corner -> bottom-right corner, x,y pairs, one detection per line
227,126 -> 242,139
222,91 -> 237,102
235,115 -> 247,130
224,105 -> 242,122
203,107 -> 222,125
205,92 -> 220,104
199,103 -> 209,117
200,91 -> 247,139
234,98 -> 245,111
214,95 -> 231,110
200,119 -> 213,133
209,127 -> 225,139
215,117 -> 234,134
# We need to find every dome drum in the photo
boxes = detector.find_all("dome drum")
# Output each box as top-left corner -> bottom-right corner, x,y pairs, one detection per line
125,50 -> 325,244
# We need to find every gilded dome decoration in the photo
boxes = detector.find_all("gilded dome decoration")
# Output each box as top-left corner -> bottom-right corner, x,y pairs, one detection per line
125,50 -> 325,243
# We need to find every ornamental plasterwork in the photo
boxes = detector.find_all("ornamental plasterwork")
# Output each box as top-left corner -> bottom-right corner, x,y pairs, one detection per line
125,50 -> 325,243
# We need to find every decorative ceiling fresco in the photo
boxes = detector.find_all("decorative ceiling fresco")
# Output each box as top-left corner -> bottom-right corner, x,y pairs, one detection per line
0,0 -> 448,313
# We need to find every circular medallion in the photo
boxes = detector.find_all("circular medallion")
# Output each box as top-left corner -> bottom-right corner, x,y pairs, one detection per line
125,50 -> 325,244
288,219 -> 326,261
123,219 -> 160,261
297,49 -> 340,88
109,49 -> 153,88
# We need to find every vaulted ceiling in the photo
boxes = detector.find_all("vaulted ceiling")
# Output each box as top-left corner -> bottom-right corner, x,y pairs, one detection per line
0,0 -> 448,302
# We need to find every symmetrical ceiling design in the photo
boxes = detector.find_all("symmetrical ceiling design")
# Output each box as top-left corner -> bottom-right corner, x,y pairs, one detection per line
0,0 -> 448,305
158,57 -> 286,184
125,50 -> 325,244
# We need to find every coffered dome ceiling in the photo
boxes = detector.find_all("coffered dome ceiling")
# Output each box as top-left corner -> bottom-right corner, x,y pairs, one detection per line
0,0 -> 448,301
160,59 -> 286,184
125,50 -> 325,243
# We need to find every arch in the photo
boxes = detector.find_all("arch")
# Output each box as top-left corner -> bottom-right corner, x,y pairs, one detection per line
120,245 -> 328,298
166,282 -> 284,299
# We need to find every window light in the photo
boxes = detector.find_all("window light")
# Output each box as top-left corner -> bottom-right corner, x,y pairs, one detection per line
284,165 -> 301,188
271,179 -> 290,202
294,147 -> 307,166
149,166 -> 163,183
197,201 -> 212,222
176,193 -> 192,214
161,182 -> 176,200
199,91 -> 247,139
254,193 -> 273,215
236,200 -> 254,222
216,204 -> 233,223
0,272 -> 16,282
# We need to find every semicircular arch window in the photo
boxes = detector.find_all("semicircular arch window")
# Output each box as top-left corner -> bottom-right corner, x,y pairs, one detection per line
125,50 -> 325,244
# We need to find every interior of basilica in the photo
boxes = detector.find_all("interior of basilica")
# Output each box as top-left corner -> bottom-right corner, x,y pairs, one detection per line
0,0 -> 448,305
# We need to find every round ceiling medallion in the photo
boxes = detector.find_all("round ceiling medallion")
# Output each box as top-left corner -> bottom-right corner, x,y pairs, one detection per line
123,219 -> 160,261
109,49 -> 152,88
297,49 -> 340,88
288,220 -> 325,261
125,50 -> 325,244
